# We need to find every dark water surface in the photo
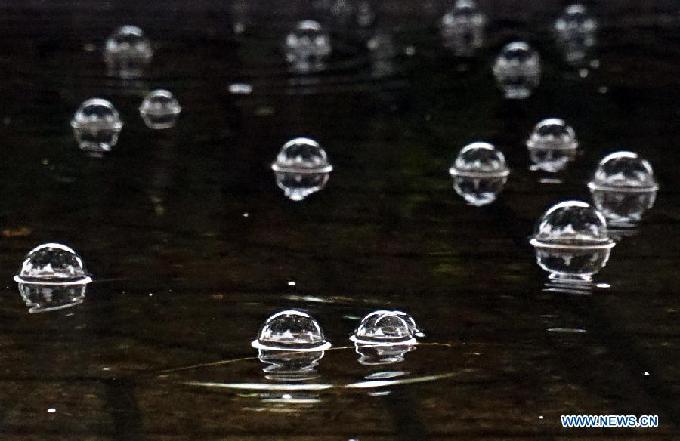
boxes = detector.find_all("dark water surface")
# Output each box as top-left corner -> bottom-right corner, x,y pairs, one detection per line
0,1 -> 679,439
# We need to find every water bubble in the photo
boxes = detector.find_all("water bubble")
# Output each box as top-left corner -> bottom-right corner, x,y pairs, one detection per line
252,310 -> 331,351
492,41 -> 541,99
14,243 -> 93,285
530,201 -> 614,249
588,151 -> 658,227
284,20 -> 332,73
351,310 -> 423,346
104,25 -> 153,79
70,98 -> 123,154
555,4 -> 597,67
440,0 -> 486,56
449,142 -> 509,177
526,118 -> 578,173
139,89 -> 182,129
18,284 -> 87,314
272,138 -> 332,201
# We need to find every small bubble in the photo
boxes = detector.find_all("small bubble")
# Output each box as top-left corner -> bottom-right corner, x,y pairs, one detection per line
440,0 -> 486,56
271,137 -> 332,201
284,20 -> 331,73
139,89 -> 181,129
449,143 -> 508,206
14,243 -> 92,285
493,41 -> 541,99
527,118 -> 578,173
104,25 -> 153,79
71,98 -> 123,154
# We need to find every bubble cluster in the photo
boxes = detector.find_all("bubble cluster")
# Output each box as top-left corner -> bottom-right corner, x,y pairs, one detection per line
104,25 -> 153,78
492,41 -> 541,99
440,0 -> 486,56
284,20 -> 332,73
139,89 -> 182,129
71,98 -> 123,154
272,138 -> 333,201
526,118 -> 578,172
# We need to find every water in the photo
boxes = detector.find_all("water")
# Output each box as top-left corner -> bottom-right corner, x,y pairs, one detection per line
1,1 -> 680,439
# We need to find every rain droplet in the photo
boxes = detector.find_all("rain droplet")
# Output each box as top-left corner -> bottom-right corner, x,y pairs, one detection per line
492,41 -> 541,99
272,137 -> 332,201
526,118 -> 578,173
139,89 -> 182,129
70,98 -> 123,154
284,20 -> 332,73
588,151 -> 658,227
252,310 -> 331,351
440,0 -> 486,56
104,25 -> 153,79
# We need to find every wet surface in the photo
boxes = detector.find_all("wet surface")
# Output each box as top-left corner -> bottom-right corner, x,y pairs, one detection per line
0,0 -> 680,439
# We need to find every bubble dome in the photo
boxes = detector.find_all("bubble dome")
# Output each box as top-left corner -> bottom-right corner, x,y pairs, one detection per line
530,201 -> 615,249
272,137 -> 333,173
588,151 -> 658,192
555,4 -> 597,38
350,310 -> 423,346
449,142 -> 509,178
284,20 -> 332,64
492,41 -> 541,99
70,98 -> 123,152
252,310 -> 332,351
527,118 -> 578,151
105,25 -> 153,61
139,89 -> 182,129
14,243 -> 92,285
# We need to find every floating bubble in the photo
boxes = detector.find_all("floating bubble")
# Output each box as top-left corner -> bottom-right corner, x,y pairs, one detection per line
14,243 -> 93,285
588,151 -> 658,227
284,20 -> 332,73
18,284 -> 87,314
526,118 -> 578,173
492,41 -> 541,99
530,201 -> 614,249
252,310 -> 331,351
139,89 -> 182,129
555,5 -> 597,69
350,310 -> 423,346
104,25 -> 153,79
272,138 -> 332,201
449,142 -> 509,178
71,98 -> 123,154
440,0 -> 486,56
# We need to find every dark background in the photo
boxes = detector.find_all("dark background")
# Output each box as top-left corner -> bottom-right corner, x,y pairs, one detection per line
0,1 -> 679,439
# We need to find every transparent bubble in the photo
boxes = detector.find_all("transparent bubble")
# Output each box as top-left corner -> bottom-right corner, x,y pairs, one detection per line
275,171 -> 330,201
70,98 -> 123,154
139,89 -> 182,129
530,201 -> 614,249
252,310 -> 331,351
492,41 -> 541,99
449,142 -> 509,178
526,119 -> 578,172
14,243 -> 93,285
440,0 -> 486,56
284,20 -> 332,73
588,151 -> 658,191
555,4 -> 597,41
453,175 -> 507,206
350,310 -> 423,346
18,284 -> 87,314
272,137 -> 333,173
104,25 -> 153,79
